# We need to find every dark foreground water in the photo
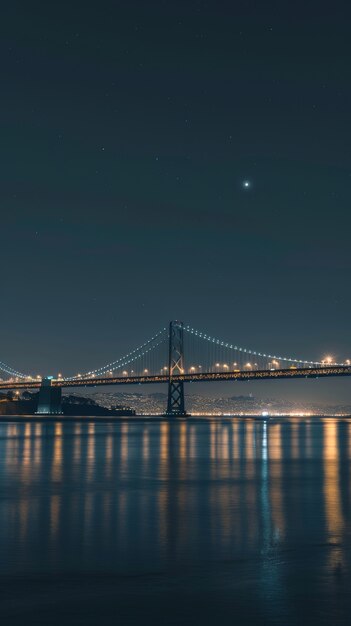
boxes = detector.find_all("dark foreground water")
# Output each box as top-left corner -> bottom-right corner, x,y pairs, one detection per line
1,417 -> 351,625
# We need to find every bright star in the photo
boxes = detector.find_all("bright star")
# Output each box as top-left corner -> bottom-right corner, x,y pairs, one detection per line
243,180 -> 251,189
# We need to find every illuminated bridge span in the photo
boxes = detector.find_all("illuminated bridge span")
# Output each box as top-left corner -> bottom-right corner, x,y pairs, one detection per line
1,321 -> 350,416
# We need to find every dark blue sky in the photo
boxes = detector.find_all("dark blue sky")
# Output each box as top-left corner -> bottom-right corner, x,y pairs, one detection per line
1,1 -> 351,402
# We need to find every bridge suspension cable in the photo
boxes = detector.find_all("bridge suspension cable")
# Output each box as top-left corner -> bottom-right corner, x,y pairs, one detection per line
0,360 -> 32,380
183,325 -> 343,369
64,328 -> 168,381
1,322 -> 346,385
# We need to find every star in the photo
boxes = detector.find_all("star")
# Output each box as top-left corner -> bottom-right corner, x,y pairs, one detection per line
242,180 -> 251,189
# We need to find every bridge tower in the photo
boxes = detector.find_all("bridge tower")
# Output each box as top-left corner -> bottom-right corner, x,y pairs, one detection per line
36,377 -> 63,415
166,320 -> 188,417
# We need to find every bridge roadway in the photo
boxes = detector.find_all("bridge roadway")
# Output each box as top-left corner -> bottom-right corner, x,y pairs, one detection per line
1,365 -> 351,392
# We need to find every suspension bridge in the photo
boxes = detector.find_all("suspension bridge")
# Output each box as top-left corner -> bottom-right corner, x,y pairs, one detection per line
0,321 -> 350,416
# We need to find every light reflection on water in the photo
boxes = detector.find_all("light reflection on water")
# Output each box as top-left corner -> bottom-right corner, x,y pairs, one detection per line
1,417 -> 351,624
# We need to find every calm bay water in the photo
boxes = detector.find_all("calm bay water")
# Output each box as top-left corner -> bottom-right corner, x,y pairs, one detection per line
0,416 -> 351,625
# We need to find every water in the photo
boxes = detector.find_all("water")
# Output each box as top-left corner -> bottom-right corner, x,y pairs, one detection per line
0,416 -> 351,625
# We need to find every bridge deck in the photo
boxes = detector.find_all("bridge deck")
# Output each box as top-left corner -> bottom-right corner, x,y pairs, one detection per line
1,365 -> 351,391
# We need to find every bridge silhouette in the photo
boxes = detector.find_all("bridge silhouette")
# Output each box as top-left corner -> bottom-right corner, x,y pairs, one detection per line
1,321 -> 350,416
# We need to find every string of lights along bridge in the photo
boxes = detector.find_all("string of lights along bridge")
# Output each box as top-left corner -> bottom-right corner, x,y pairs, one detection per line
0,321 -> 351,416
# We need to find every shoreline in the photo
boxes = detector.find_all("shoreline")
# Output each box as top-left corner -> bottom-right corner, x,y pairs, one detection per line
0,414 -> 350,423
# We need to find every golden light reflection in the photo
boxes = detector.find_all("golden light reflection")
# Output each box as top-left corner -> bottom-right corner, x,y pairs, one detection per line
142,428 -> 149,462
179,422 -> 187,460
5,416 -> 350,574
52,423 -> 63,482
5,425 -> 22,471
120,423 -> 129,471
178,422 -> 188,481
33,423 -> 42,466
221,425 -> 229,461
159,422 -> 169,480
323,420 -> 343,538
269,423 -> 285,538
105,433 -> 113,478
245,421 -> 255,479
22,423 -> 31,472
305,420 -> 312,459
245,421 -> 254,458
87,423 -> 96,481
73,424 -> 81,463
268,423 -> 282,461
232,421 -> 239,459
74,423 -> 82,435
290,421 -> 299,460
8,424 -> 18,437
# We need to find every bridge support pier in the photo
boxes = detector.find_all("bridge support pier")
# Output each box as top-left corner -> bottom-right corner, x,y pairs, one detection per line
165,321 -> 188,417
36,377 -> 63,415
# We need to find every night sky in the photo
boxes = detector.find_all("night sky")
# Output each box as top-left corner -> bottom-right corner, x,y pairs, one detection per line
2,1 -> 351,403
